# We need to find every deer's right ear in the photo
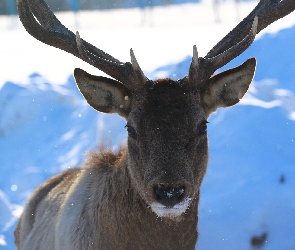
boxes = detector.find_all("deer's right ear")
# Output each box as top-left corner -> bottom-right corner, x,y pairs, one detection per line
74,68 -> 132,119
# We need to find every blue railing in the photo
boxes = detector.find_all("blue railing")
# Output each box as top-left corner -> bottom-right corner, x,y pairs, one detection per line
0,0 -> 201,15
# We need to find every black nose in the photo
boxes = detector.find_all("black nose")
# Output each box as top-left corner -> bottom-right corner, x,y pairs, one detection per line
154,185 -> 186,207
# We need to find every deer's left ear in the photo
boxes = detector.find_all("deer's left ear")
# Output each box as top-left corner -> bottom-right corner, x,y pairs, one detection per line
74,68 -> 132,119
201,57 -> 256,115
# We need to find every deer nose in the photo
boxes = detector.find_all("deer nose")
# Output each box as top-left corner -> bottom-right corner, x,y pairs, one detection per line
153,185 -> 186,208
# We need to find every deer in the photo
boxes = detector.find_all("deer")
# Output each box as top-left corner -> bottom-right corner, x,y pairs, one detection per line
14,0 -> 295,249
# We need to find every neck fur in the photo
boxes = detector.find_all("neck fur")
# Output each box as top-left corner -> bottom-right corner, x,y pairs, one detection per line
84,148 -> 199,249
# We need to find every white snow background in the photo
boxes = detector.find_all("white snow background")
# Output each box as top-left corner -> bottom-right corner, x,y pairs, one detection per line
0,0 -> 295,249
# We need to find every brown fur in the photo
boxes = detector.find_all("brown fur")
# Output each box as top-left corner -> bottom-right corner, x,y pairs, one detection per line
17,0 -> 295,245
14,43 -> 256,250
15,148 -> 198,249
15,0 -> 295,245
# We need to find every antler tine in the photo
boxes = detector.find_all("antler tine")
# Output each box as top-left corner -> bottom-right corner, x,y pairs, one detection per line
75,31 -> 134,83
17,0 -> 76,53
187,0 -> 295,86
188,45 -> 199,84
202,16 -> 258,79
130,48 -> 149,84
206,0 -> 295,59
188,17 -> 258,85
17,0 -> 143,85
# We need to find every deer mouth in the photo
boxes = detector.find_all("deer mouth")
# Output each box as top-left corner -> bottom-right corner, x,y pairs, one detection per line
150,197 -> 192,219
147,183 -> 192,218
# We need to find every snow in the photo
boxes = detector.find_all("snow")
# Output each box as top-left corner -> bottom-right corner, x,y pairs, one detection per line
1,0 -> 295,249
151,197 -> 192,218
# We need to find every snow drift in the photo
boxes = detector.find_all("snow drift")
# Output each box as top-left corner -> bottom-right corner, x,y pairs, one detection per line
1,11 -> 295,250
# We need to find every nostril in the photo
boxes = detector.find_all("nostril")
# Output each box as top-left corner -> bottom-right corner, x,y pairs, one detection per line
154,185 -> 186,208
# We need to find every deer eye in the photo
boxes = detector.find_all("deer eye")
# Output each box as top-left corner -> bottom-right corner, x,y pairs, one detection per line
198,121 -> 208,136
125,125 -> 137,140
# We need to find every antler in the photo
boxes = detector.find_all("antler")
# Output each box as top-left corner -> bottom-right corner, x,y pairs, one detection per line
17,0 -> 295,88
189,0 -> 295,85
207,0 -> 295,59
17,0 -> 147,86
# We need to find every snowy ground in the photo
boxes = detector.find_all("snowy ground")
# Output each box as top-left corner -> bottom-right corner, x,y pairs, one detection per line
1,0 -> 295,249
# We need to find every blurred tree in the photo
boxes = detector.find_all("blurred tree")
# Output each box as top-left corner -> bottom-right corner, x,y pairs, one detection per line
163,0 -> 172,6
0,0 -> 204,15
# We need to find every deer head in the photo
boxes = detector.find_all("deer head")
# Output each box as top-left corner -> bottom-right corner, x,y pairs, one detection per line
17,0 -> 295,218
73,56 -> 256,218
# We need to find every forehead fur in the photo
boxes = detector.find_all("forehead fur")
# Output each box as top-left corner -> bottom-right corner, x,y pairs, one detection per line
144,78 -> 195,114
